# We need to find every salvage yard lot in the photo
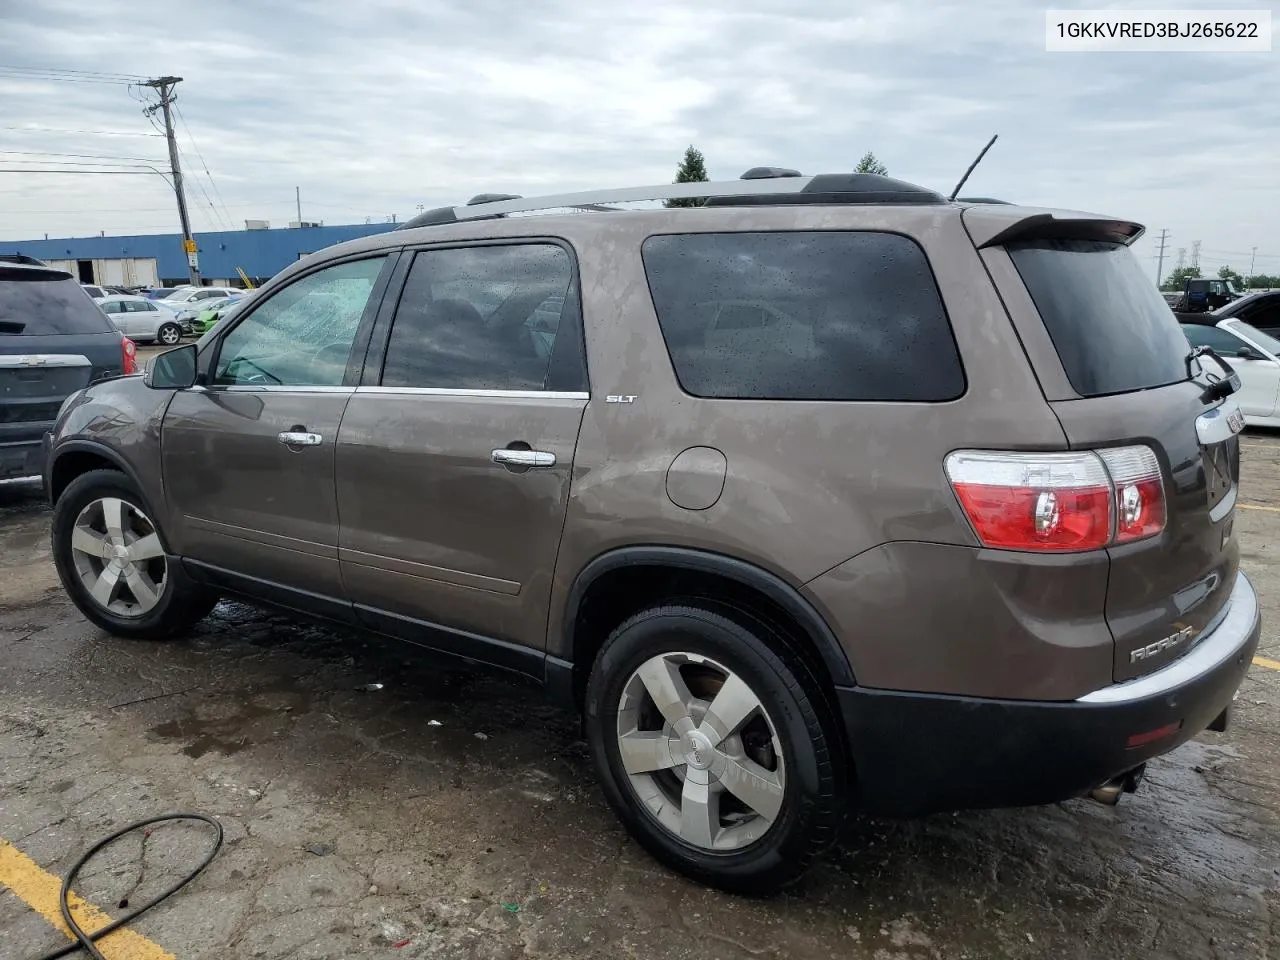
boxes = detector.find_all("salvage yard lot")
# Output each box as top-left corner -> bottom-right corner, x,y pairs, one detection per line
2,443 -> 1279,960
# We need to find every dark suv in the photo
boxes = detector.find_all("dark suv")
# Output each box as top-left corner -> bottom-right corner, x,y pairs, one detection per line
44,172 -> 1259,893
1,262 -> 136,481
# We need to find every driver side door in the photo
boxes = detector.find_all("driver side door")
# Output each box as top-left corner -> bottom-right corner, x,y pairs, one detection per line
161,254 -> 394,616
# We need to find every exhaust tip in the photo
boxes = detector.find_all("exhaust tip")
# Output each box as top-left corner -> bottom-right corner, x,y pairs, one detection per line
1088,764 -> 1147,806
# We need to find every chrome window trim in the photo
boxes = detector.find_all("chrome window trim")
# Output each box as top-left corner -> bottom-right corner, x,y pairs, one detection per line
355,386 -> 588,401
1077,572 -> 1257,704
217,385 -> 355,395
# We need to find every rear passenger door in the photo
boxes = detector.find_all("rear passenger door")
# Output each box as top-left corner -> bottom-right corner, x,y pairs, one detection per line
336,241 -> 589,667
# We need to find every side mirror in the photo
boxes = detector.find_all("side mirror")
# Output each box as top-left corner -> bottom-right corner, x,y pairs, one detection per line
143,343 -> 198,389
1237,346 -> 1267,362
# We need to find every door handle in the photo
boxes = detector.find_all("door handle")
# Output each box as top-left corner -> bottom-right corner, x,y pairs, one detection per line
491,448 -> 556,469
278,431 -> 323,446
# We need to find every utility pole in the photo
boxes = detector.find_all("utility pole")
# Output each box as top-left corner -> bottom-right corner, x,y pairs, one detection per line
296,186 -> 302,224
1191,240 -> 1202,273
143,76 -> 199,285
1154,228 -> 1170,288
1250,246 -> 1258,283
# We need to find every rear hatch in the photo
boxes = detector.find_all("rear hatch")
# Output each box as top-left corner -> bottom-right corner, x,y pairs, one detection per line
0,264 -> 126,446
972,214 -> 1241,683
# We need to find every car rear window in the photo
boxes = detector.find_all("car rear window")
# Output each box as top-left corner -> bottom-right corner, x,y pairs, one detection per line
1007,239 -> 1187,397
0,275 -> 115,336
641,231 -> 965,401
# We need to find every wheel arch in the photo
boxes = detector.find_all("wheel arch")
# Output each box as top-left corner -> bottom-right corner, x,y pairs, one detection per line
557,546 -> 856,708
49,440 -> 150,511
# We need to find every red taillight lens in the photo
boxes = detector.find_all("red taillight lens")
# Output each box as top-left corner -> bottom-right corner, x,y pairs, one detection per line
1099,446 -> 1166,543
945,452 -> 1113,551
121,336 -> 137,375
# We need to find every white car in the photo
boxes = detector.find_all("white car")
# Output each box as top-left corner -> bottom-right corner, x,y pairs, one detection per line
95,295 -> 188,346
159,286 -> 241,308
1181,317 -> 1280,426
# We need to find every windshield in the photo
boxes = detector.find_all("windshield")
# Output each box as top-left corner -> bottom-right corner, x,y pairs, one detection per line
1226,320 -> 1280,357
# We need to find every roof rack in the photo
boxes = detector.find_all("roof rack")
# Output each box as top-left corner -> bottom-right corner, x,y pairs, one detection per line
395,172 -> 948,230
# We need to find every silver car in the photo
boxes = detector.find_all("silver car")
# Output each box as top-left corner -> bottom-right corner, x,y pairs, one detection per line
94,295 -> 189,345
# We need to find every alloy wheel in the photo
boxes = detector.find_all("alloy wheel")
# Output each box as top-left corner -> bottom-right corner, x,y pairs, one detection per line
616,651 -> 786,851
69,497 -> 167,617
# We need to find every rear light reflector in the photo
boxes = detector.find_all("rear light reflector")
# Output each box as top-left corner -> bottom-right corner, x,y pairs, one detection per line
944,451 -> 1113,551
1098,445 -> 1166,543
121,336 -> 137,375
1126,721 -> 1181,749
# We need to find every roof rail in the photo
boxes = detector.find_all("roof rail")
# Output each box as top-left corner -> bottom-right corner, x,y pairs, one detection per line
396,172 -> 948,229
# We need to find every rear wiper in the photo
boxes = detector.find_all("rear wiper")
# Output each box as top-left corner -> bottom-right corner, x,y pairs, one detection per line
1187,345 -> 1241,404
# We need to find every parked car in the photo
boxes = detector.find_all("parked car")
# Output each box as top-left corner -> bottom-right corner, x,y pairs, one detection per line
81,283 -> 108,300
172,293 -> 243,326
95,295 -> 190,345
1,262 -> 135,480
144,287 -> 189,300
1179,290 -> 1280,340
189,295 -> 247,336
1181,316 -> 1280,426
43,172 -> 1258,893
159,286 -> 241,307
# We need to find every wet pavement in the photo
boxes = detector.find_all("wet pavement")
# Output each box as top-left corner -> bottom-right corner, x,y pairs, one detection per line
2,437 -> 1280,960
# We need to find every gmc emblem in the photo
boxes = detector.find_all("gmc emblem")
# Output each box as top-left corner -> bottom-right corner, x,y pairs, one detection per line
1131,625 -> 1195,663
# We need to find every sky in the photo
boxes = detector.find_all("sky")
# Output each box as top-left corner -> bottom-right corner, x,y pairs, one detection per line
0,0 -> 1276,281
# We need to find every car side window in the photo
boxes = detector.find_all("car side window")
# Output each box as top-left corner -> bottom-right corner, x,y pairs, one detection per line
380,243 -> 585,391
1181,324 -> 1242,355
214,256 -> 387,387
100,301 -> 121,314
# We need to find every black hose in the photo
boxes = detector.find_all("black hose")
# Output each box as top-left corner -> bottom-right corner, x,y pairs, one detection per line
34,813 -> 223,960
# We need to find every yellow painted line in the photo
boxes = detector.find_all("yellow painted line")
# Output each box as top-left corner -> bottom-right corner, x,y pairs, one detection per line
0,838 -> 175,960
1254,655 -> 1280,672
1237,503 -> 1280,513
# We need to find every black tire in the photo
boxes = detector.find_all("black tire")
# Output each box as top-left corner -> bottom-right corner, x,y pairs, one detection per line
51,468 -> 218,640
585,603 -> 846,894
157,322 -> 182,345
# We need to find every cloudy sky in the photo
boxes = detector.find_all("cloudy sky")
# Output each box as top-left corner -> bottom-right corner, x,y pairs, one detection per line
0,0 -> 1276,279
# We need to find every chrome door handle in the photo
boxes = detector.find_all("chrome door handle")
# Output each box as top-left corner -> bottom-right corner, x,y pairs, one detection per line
278,431 -> 323,446
491,448 -> 556,469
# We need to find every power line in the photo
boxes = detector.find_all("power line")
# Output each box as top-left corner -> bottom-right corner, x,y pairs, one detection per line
0,157 -> 162,169
0,64 -> 148,81
0,169 -> 160,175
0,125 -> 163,138
0,73 -> 136,86
0,149 -> 168,163
174,105 -> 234,230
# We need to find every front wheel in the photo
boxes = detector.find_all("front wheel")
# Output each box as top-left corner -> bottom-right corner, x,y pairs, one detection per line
157,322 -> 182,345
585,603 -> 846,894
51,469 -> 218,640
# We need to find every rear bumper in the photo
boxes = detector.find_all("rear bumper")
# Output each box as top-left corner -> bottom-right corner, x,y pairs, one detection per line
0,437 -> 46,480
839,571 -> 1260,817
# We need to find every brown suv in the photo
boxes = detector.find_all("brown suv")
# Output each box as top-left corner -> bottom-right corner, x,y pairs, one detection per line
44,171 -> 1260,893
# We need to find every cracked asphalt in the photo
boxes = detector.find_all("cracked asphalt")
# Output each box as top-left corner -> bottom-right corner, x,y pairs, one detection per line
2,437 -> 1280,959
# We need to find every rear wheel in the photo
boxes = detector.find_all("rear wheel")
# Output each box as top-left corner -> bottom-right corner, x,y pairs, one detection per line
585,603 -> 845,894
52,469 -> 217,640
157,322 -> 182,345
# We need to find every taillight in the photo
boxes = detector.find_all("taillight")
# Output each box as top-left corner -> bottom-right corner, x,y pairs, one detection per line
121,336 -> 137,375
945,446 -> 1165,553
1098,446 -> 1166,543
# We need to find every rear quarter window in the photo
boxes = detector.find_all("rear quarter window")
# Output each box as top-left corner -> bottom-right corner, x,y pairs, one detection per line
641,231 -> 965,401
1007,239 -> 1187,397
0,277 -> 115,336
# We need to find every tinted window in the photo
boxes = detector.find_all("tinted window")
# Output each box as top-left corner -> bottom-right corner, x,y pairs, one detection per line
215,256 -> 386,386
381,244 -> 581,391
1181,324 -> 1242,355
100,300 -> 123,315
1009,239 -> 1187,397
0,276 -> 115,336
641,232 -> 964,401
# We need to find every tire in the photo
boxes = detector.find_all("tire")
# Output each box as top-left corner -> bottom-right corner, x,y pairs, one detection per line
585,603 -> 846,894
157,322 -> 182,345
51,468 -> 218,640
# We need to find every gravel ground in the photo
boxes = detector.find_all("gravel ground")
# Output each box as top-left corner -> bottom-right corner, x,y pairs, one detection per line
1,436 -> 1279,960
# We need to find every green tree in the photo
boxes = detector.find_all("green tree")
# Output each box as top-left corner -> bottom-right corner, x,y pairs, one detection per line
664,145 -> 709,208
1248,274 -> 1280,289
1218,264 -> 1245,288
1161,265 -> 1200,292
854,151 -> 888,175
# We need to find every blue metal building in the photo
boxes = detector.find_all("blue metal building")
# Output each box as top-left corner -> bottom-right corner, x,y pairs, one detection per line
0,222 -> 399,285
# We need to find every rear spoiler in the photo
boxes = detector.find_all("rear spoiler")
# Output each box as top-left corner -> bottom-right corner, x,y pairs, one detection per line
0,263 -> 73,282
962,206 -> 1145,249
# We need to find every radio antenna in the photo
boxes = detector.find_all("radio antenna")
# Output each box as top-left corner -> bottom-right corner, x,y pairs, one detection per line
948,134 -> 998,201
